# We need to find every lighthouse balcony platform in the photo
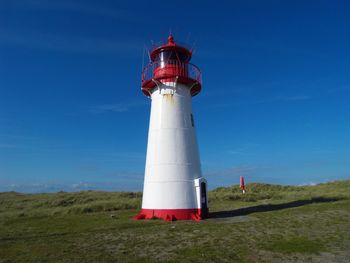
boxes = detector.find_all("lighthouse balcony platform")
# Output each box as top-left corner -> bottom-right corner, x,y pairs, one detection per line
141,60 -> 202,97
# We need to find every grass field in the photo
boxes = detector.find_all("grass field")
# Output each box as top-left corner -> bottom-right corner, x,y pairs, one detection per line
0,180 -> 349,262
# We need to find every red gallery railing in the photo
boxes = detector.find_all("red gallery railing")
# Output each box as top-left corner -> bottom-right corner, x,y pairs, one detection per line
141,60 -> 202,97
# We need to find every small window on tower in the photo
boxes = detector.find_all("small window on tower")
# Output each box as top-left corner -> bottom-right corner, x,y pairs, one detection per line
190,114 -> 195,127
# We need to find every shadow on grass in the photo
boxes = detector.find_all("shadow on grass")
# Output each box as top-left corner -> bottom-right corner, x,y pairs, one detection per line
209,197 -> 340,219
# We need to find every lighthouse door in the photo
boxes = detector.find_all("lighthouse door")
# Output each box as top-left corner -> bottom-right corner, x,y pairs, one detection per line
200,182 -> 208,218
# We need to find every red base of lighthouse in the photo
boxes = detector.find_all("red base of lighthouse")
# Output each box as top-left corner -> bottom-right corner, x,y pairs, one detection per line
133,208 -> 208,222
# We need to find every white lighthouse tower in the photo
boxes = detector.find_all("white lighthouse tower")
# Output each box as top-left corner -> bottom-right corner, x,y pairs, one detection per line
134,35 -> 208,221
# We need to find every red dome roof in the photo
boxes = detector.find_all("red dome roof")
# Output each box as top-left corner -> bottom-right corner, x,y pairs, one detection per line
149,35 -> 192,62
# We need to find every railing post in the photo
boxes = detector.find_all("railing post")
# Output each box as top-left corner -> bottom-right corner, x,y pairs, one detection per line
142,60 -> 202,88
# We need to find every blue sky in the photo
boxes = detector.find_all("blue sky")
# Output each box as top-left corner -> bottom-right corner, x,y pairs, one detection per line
0,0 -> 349,192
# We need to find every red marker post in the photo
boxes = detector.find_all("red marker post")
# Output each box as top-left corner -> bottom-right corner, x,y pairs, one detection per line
240,176 -> 246,194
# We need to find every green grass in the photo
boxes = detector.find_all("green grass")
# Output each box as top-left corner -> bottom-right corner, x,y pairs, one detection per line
1,180 -> 349,262
264,236 -> 324,254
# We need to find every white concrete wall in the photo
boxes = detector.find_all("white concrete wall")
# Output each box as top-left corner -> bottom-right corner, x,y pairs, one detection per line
141,82 -> 203,209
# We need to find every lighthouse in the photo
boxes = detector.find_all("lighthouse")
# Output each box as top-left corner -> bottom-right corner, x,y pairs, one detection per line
134,35 -> 208,221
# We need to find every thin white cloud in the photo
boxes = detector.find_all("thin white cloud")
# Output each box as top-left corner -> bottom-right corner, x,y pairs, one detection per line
298,181 -> 317,186
1,0 -> 138,21
271,95 -> 311,102
0,28 -> 142,54
88,102 -> 147,114
327,85 -> 350,94
89,104 -> 131,113
205,165 -> 262,178
209,94 -> 311,109
0,143 -> 19,149
227,143 -> 260,156
0,1 -> 143,54
0,134 -> 37,140
0,179 -> 143,192
311,149 -> 336,155
71,182 -> 90,189
198,38 -> 333,60
241,94 -> 312,104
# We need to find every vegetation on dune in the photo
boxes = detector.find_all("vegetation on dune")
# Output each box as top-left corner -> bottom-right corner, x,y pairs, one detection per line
210,180 -> 350,202
0,180 -> 349,262
0,191 -> 142,217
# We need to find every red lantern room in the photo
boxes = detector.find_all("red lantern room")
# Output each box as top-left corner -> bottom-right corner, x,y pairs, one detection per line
141,35 -> 202,97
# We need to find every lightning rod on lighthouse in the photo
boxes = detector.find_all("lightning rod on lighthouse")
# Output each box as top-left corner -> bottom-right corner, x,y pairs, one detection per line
134,35 -> 208,221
